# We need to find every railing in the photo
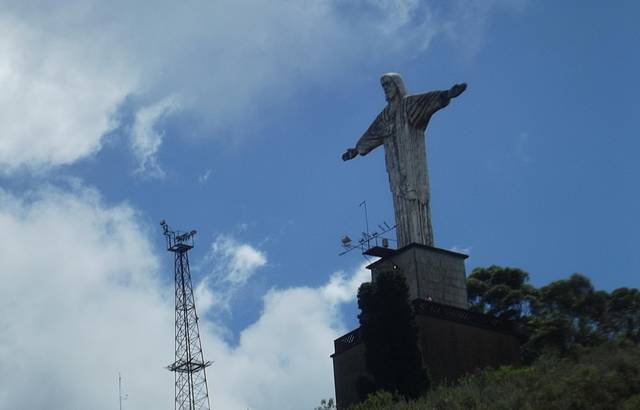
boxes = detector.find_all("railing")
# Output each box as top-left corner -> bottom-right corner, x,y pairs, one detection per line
333,328 -> 362,354
412,299 -> 515,333
333,301 -> 521,356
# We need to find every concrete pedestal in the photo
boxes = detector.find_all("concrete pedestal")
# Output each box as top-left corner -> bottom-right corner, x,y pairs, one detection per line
366,243 -> 469,310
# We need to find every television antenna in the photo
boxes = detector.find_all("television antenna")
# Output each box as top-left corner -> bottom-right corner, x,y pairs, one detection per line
339,201 -> 396,256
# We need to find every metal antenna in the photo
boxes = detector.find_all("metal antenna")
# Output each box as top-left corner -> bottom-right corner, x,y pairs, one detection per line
339,202 -> 396,256
359,201 -> 370,249
118,372 -> 128,410
118,373 -> 122,410
161,220 -> 212,410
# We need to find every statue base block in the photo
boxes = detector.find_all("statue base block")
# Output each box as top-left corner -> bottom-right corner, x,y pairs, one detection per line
365,243 -> 469,310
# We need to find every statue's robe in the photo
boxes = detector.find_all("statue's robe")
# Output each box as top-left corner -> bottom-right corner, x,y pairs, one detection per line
355,90 -> 451,248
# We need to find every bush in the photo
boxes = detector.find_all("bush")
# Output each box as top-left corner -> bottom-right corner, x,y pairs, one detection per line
347,390 -> 397,410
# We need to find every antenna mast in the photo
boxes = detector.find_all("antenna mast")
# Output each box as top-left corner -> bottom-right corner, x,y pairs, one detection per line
118,373 -> 123,410
339,201 -> 396,256
161,220 -> 212,410
118,372 -> 129,410
359,200 -> 370,249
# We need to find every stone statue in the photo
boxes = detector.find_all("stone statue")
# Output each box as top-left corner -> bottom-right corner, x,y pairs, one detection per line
342,73 -> 467,248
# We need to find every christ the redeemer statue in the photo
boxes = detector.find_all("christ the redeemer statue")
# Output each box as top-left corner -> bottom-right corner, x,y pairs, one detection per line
342,73 -> 466,248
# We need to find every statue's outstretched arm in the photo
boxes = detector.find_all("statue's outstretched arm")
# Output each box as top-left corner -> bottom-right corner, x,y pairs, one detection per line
342,109 -> 391,161
448,83 -> 467,99
406,83 -> 467,129
342,148 -> 358,161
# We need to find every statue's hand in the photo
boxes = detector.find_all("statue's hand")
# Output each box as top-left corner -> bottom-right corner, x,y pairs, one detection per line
342,148 -> 358,161
448,83 -> 467,99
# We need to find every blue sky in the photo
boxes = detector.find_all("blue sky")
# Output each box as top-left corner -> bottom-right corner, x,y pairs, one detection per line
1,1 -> 638,409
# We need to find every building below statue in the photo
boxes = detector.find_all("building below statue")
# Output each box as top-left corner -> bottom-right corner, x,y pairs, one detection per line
365,243 -> 469,309
331,245 -> 522,409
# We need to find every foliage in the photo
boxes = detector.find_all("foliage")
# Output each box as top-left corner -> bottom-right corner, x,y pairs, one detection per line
342,342 -> 640,410
314,398 -> 335,409
523,273 -> 606,357
467,267 -> 640,362
604,287 -> 640,343
467,265 -> 537,321
357,271 -> 429,401
346,390 -> 397,410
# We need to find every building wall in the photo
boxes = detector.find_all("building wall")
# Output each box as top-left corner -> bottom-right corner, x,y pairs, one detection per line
332,308 -> 521,409
331,342 -> 367,410
416,315 -> 521,383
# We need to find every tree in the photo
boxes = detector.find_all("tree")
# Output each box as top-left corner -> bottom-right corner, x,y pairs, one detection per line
528,273 -> 608,354
605,287 -> 640,343
467,265 -> 537,321
357,271 -> 428,401
465,267 -> 640,361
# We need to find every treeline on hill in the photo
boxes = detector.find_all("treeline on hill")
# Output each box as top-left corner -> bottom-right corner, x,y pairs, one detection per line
467,266 -> 640,362
315,266 -> 640,410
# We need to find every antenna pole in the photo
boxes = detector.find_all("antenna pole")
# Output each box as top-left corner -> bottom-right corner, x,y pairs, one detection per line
360,200 -> 370,248
118,373 -> 122,410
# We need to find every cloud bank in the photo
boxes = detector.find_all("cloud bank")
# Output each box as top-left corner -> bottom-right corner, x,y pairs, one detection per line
0,11 -> 136,172
0,0 -> 523,173
0,183 -> 369,409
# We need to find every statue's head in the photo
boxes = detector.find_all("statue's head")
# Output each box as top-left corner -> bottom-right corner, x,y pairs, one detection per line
380,73 -> 407,102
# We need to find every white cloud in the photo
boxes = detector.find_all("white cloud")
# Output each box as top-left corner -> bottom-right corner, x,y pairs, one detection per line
322,266 -> 372,304
450,245 -> 472,255
207,263 -> 370,410
0,185 -> 369,408
0,11 -> 137,172
211,234 -> 267,285
0,184 -> 170,409
0,0 -> 523,173
196,234 -> 268,313
131,96 -> 179,178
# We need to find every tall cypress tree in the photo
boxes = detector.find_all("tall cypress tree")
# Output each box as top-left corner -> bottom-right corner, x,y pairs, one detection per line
357,270 -> 429,400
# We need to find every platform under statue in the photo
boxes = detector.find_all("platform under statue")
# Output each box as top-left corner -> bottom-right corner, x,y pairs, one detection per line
342,73 -> 468,308
332,74 -> 521,409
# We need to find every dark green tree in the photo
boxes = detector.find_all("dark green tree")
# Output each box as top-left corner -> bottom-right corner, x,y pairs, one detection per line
605,287 -> 640,342
465,267 -> 640,361
466,265 -> 537,321
528,273 -> 608,354
357,271 -> 428,401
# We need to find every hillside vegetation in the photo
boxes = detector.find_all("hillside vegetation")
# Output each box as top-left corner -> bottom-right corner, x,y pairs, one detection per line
347,342 -> 640,410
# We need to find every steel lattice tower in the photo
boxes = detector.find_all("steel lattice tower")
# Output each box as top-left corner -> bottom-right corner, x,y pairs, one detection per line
161,221 -> 212,410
